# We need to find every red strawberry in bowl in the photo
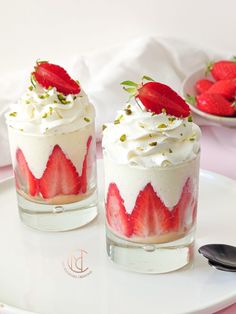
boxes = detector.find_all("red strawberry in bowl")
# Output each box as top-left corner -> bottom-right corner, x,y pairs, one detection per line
195,79 -> 214,94
206,79 -> 236,100
196,93 -> 236,117
208,58 -> 236,81
33,61 -> 80,95
121,76 -> 190,117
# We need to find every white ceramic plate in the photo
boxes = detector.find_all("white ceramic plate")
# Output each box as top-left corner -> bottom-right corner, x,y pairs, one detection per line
182,68 -> 236,128
0,160 -> 236,314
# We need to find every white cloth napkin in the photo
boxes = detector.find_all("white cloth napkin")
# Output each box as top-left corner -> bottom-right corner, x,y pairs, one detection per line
0,36 -> 226,167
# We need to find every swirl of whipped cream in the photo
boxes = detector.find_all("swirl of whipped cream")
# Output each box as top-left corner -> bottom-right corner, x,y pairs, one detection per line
5,83 -> 95,135
102,104 -> 201,168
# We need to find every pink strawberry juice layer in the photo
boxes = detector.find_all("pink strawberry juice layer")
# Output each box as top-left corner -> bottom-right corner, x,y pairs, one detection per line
8,124 -> 96,205
104,154 -> 200,244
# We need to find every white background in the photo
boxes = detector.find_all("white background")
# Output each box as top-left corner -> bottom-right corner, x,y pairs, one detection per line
0,0 -> 235,73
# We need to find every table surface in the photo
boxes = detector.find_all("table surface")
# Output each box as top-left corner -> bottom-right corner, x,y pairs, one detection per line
0,125 -> 236,314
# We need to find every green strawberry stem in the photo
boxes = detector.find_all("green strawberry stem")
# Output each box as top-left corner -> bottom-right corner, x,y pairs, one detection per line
121,75 -> 156,110
232,56 -> 236,62
185,94 -> 196,105
205,61 -> 214,76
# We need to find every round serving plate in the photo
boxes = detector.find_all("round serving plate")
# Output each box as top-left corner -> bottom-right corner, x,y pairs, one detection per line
0,160 -> 236,314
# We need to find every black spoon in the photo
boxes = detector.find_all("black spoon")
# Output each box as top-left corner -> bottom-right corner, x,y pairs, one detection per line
198,244 -> 236,268
208,259 -> 236,272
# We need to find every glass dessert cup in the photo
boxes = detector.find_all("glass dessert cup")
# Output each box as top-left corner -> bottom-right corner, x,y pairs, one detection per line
8,123 -> 97,231
104,153 -> 200,274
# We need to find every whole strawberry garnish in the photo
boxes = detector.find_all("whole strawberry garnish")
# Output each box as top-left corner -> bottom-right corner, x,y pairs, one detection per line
196,93 -> 236,117
195,79 -> 214,94
33,61 -> 80,95
121,76 -> 190,117
207,57 -> 236,81
206,79 -> 236,100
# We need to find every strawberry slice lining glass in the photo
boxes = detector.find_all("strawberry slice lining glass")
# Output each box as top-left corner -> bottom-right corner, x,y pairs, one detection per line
5,61 -> 97,231
102,76 -> 201,273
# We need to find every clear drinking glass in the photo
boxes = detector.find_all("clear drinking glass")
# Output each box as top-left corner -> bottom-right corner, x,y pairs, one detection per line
104,153 -> 200,273
8,122 -> 97,231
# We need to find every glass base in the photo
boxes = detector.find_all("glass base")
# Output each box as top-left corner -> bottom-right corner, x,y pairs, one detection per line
17,190 -> 98,232
106,227 -> 195,274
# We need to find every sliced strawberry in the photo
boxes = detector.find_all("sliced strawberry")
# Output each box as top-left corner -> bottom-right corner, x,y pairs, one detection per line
15,148 -> 38,196
136,82 -> 190,117
130,183 -> 171,237
206,79 -> 236,100
33,62 -> 80,95
39,145 -> 80,199
106,183 -> 132,237
80,136 -> 92,194
195,79 -> 214,94
210,60 -> 236,81
196,93 -> 236,116
171,178 -> 193,231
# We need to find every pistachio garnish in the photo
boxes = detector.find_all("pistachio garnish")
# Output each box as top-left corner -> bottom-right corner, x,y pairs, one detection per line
120,134 -> 127,142
84,117 -> 90,122
149,141 -> 157,146
158,123 -> 167,128
9,112 -> 17,117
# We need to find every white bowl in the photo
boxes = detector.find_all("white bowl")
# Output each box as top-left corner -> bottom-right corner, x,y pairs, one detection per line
181,67 -> 236,128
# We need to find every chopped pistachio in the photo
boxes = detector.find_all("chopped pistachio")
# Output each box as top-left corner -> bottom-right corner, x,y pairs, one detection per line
149,134 -> 152,138
124,108 -> 132,115
28,86 -> 33,91
102,124 -> 107,131
49,107 -> 53,115
183,123 -> 186,127
19,128 -> 24,132
120,134 -> 127,142
9,112 -> 17,117
57,94 -> 71,104
189,137 -> 195,141
158,123 -> 167,128
168,117 -> 176,122
180,133 -> 183,136
38,94 -> 49,99
136,146 -> 144,151
188,116 -> 193,122
84,117 -> 90,122
127,104 -> 131,109
26,100 -> 31,104
73,96 -> 77,100
149,141 -> 157,146
114,114 -> 123,124
53,100 -> 58,104
42,113 -> 48,118
169,148 -> 173,153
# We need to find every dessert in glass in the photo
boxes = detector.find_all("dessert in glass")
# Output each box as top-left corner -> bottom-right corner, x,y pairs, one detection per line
102,77 -> 201,273
5,61 -> 97,231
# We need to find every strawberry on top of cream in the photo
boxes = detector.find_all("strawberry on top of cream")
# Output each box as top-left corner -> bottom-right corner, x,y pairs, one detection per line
5,62 -> 95,135
102,103 -> 201,168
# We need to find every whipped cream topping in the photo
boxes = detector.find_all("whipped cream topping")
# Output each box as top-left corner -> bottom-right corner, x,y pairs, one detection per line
102,103 -> 201,168
5,83 -> 95,135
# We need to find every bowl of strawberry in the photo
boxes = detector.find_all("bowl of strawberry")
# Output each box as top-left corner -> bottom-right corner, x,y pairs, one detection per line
182,57 -> 236,127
